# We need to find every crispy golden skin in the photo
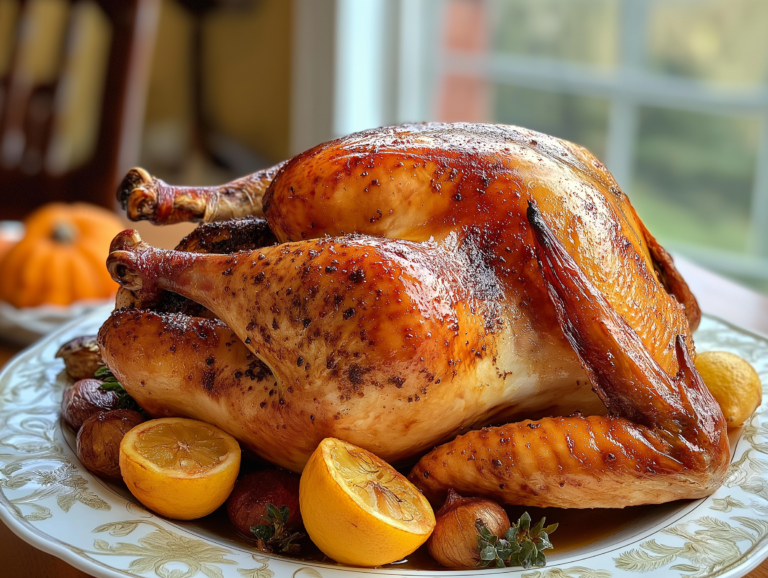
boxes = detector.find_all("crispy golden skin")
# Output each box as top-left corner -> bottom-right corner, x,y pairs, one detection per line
263,123 -> 698,363
96,311 -> 314,467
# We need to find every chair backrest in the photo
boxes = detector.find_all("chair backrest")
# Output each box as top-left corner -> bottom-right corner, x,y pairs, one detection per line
0,0 -> 160,219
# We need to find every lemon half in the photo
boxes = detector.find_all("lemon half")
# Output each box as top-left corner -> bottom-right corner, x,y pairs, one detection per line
119,417 -> 241,520
696,351 -> 762,427
300,437 -> 435,567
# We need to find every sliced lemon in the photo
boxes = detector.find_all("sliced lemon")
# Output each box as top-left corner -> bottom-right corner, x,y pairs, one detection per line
300,437 -> 435,567
696,351 -> 762,427
119,417 -> 241,520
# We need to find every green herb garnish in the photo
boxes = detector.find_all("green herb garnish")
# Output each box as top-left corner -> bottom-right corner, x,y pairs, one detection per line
251,504 -> 304,554
93,365 -> 112,379
476,512 -> 558,569
94,366 -> 150,418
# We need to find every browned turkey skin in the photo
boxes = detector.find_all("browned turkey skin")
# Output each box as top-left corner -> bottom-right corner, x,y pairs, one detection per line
103,123 -> 727,508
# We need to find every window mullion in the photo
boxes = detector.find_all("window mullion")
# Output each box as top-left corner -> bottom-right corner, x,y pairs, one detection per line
289,0 -> 337,155
604,0 -> 647,192
605,100 -> 638,191
395,0 -> 426,124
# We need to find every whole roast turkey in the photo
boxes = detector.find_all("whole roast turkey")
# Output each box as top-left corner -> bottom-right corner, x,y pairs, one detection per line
100,123 -> 728,509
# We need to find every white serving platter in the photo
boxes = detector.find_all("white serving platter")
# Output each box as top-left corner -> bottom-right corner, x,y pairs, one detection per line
1,306 -> 767,578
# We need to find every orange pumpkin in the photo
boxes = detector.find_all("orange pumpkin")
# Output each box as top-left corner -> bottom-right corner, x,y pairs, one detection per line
0,203 -> 125,308
0,235 -> 18,262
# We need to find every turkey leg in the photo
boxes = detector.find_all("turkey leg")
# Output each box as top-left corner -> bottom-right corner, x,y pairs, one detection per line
107,230 -> 499,397
96,310 -> 303,464
114,217 -> 278,312
105,230 -> 605,469
118,161 -> 286,224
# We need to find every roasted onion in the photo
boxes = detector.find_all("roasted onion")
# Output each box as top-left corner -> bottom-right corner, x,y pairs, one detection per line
427,488 -> 510,569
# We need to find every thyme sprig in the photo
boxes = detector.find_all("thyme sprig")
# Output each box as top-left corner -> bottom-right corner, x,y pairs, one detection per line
251,504 -> 304,553
94,365 -> 149,417
476,512 -> 558,569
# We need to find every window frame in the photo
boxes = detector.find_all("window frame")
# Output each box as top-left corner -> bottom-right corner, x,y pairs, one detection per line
434,0 -> 768,282
291,0 -> 768,284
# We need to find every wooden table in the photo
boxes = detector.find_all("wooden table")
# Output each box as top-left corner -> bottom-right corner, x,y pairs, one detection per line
1,255 -> 768,577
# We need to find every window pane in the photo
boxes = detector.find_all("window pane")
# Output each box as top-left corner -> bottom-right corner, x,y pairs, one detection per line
424,0 -> 768,292
494,85 -> 610,160
489,0 -> 619,69
630,107 -> 759,253
647,0 -> 768,85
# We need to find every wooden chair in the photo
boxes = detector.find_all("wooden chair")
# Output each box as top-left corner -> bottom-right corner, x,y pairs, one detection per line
0,0 -> 160,219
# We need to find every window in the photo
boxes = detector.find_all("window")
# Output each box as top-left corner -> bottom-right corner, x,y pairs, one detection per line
292,0 -> 768,292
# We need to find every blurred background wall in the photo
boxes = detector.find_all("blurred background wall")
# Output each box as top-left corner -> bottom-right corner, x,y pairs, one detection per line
1,0 -> 767,292
136,0 -> 292,184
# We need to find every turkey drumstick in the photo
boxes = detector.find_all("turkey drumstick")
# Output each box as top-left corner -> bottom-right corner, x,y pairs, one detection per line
97,310 -> 290,460
407,203 -> 729,508
114,217 -> 278,312
118,161 -> 286,224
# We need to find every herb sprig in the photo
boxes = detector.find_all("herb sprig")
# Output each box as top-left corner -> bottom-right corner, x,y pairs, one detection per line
94,365 -> 150,418
476,512 -> 558,569
251,504 -> 304,553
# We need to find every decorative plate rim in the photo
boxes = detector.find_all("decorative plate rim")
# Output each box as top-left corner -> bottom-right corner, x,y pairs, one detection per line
0,309 -> 130,578
1,306 -> 767,578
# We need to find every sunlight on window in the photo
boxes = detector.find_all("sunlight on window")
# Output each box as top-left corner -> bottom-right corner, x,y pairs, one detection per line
429,0 -> 768,292
490,0 -> 619,69
494,86 -> 610,160
647,0 -> 768,85
632,108 -> 759,253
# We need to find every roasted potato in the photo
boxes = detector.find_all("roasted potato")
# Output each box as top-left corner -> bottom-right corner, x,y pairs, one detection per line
61,379 -> 120,431
56,335 -> 103,380
76,409 -> 144,480
227,469 -> 303,537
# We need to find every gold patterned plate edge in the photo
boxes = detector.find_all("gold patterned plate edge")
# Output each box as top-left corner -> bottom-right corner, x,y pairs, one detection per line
0,307 -> 767,578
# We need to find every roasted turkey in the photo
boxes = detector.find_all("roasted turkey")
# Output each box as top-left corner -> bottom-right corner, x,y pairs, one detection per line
100,123 -> 728,508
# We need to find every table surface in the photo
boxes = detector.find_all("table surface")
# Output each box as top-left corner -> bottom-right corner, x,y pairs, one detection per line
1,251 -> 768,578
